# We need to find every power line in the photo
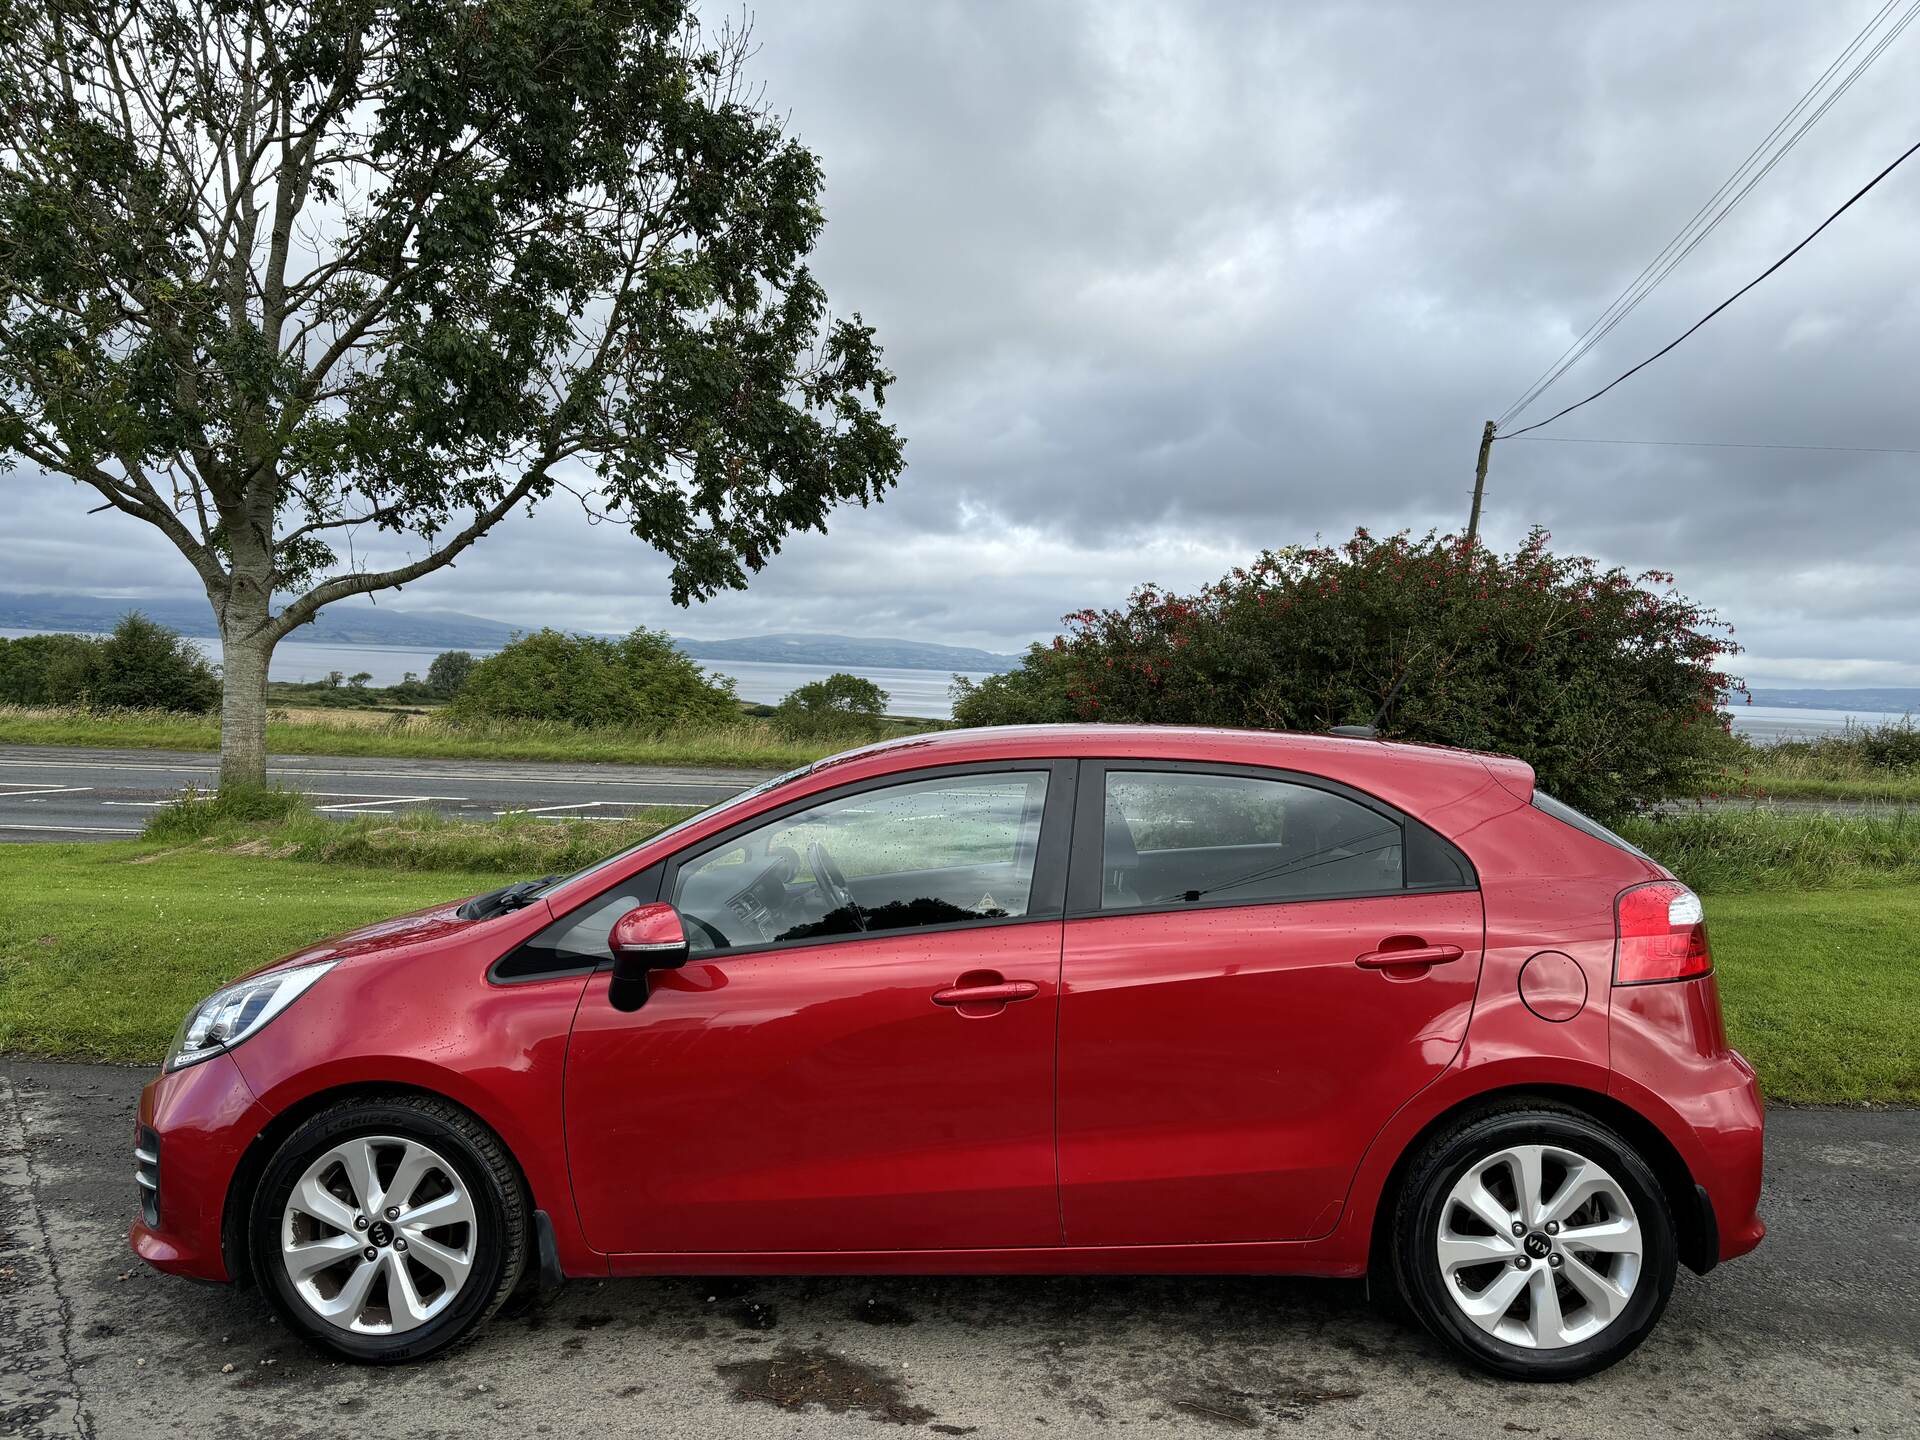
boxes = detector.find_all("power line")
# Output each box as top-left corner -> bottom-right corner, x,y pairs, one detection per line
1497,135 -> 1920,441
1509,435 -> 1920,456
1497,0 -> 1919,429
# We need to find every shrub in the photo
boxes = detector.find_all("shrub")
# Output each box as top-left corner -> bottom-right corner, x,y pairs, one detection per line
0,615 -> 217,712
0,632 -> 100,705
448,628 -> 738,731
954,528 -> 1743,821
772,672 -> 889,740
426,649 -> 478,700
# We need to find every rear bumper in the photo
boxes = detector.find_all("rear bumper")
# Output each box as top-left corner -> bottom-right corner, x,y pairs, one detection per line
127,1052 -> 272,1283
1699,1049 -> 1767,1264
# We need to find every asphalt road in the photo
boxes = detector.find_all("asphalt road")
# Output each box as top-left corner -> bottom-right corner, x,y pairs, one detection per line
0,745 -> 772,842
2,1061 -> 1916,1439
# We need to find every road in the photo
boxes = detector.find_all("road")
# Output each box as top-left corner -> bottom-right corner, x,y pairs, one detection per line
0,745 -> 773,841
2,1061 -> 1915,1439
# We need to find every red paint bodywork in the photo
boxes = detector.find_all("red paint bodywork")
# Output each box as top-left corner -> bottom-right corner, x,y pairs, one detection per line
129,725 -> 1763,1289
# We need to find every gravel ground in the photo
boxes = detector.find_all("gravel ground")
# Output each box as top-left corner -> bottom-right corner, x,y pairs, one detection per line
3,1059 -> 1916,1439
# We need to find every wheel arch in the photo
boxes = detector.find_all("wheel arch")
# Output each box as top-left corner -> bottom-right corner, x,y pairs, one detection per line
219,1079 -> 536,1288
1364,1083 -> 1717,1284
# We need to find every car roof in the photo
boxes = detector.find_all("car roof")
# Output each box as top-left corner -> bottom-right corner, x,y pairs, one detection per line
809,723 -> 1534,797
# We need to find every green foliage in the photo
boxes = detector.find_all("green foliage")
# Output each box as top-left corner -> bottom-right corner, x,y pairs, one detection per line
1617,807 -> 1920,895
772,672 -> 889,740
448,628 -> 739,730
0,632 -> 101,706
954,529 -> 1743,820
427,650 -> 479,700
0,1 -> 904,784
144,783 -> 311,841
0,615 -> 217,712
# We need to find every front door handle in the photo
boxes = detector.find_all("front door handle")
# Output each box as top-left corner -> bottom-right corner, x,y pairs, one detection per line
932,979 -> 1040,1006
1355,943 -> 1464,970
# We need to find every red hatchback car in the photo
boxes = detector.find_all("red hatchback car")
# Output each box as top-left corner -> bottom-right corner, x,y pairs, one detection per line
131,726 -> 1763,1379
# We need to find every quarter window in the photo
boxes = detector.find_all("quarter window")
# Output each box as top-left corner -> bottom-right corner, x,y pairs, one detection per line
1101,771 -> 1403,909
672,771 -> 1050,952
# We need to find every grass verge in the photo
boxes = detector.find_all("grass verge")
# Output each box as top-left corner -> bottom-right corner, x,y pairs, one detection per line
0,703 -> 906,769
1707,887 -> 1919,1105
1,807 -> 1913,1101
1619,807 -> 1920,894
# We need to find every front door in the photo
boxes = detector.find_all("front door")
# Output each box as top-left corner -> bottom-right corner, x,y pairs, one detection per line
564,763 -> 1072,1256
1056,764 -> 1485,1245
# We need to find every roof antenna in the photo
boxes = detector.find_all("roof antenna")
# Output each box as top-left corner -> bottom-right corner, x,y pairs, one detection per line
1330,647 -> 1427,740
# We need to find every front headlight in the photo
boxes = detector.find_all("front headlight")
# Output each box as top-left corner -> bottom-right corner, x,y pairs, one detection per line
166,961 -> 335,1072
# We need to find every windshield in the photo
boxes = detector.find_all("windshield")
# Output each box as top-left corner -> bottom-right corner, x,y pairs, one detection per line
532,763 -> 816,897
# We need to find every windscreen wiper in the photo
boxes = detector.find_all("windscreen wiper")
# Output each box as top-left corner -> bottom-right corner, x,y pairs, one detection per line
458,876 -> 560,921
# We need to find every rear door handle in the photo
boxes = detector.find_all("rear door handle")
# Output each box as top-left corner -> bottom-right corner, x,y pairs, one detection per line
933,980 -> 1040,1006
1355,943 -> 1464,970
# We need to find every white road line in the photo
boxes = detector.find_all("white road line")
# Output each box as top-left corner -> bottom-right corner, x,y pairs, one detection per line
0,786 -> 94,799
495,800 -> 611,816
316,795 -> 464,814
0,757 -> 751,789
0,822 -> 141,834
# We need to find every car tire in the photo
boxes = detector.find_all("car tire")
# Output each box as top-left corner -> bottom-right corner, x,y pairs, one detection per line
250,1094 -> 529,1363
1391,1103 -> 1678,1381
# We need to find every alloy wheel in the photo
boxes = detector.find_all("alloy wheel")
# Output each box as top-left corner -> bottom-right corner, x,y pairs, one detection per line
279,1135 -> 477,1335
1435,1142 -> 1644,1349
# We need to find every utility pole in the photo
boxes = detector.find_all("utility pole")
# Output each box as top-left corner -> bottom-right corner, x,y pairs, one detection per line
1466,419 -> 1496,548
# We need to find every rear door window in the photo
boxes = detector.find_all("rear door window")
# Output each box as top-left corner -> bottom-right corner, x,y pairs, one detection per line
1100,771 -> 1404,909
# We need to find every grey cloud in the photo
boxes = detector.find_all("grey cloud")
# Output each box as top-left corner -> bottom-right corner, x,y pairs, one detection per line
5,0 -> 1917,685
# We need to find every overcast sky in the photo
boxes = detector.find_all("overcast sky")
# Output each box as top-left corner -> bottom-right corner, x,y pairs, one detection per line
9,0 -> 1919,687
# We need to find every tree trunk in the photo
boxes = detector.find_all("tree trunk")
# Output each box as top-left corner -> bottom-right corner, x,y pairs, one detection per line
218,625 -> 274,790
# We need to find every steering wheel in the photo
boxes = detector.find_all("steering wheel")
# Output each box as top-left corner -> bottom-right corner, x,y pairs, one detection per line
807,841 -> 865,931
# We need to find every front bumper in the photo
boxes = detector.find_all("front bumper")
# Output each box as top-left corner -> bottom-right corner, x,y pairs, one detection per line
128,1052 -> 272,1283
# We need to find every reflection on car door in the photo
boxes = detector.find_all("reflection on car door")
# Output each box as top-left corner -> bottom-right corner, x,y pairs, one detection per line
1056,763 -> 1485,1244
562,762 -> 1074,1257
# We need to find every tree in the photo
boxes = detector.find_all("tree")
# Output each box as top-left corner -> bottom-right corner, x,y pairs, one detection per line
772,671 -> 889,740
954,530 -> 1745,820
448,627 -> 737,731
0,2 -> 904,787
346,671 -> 372,689
0,613 -> 217,711
425,650 -> 478,701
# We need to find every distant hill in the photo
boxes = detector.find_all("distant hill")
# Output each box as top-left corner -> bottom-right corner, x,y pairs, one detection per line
0,591 -> 522,648
0,593 -> 1020,674
1745,688 -> 1920,715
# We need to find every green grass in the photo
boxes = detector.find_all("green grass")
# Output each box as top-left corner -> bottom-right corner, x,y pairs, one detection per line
1,824 -> 1913,1104
1707,887 -> 1920,1105
0,844 -> 511,1061
1717,716 -> 1920,803
1619,807 -> 1920,894
0,703 -> 909,769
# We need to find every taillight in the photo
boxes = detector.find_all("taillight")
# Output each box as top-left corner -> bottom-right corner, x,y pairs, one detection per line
1614,881 -> 1711,984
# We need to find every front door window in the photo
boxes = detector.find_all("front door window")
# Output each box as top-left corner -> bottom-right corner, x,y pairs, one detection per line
671,771 -> 1050,951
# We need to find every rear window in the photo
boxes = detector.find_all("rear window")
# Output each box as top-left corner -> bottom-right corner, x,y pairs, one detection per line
1532,791 -> 1651,860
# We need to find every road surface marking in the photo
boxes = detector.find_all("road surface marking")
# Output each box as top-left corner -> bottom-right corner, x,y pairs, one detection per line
0,822 -> 141,834
0,785 -> 94,798
0,756 -> 754,789
316,795 -> 464,814
495,800 -> 614,816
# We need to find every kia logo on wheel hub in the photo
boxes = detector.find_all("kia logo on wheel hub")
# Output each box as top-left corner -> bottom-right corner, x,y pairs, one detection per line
1523,1232 -> 1553,1259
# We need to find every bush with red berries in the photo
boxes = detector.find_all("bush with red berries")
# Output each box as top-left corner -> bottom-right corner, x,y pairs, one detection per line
951,528 -> 1744,820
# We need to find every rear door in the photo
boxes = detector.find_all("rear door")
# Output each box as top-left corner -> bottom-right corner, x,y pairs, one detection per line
1057,762 -> 1483,1245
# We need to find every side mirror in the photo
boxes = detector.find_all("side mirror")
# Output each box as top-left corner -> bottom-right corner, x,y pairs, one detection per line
608,902 -> 690,1012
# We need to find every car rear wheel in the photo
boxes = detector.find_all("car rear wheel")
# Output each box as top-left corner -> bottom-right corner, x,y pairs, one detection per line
250,1094 -> 528,1362
1392,1105 -> 1677,1380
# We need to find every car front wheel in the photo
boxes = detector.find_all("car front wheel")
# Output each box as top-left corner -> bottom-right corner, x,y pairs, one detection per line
250,1094 -> 528,1362
1392,1105 -> 1678,1380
